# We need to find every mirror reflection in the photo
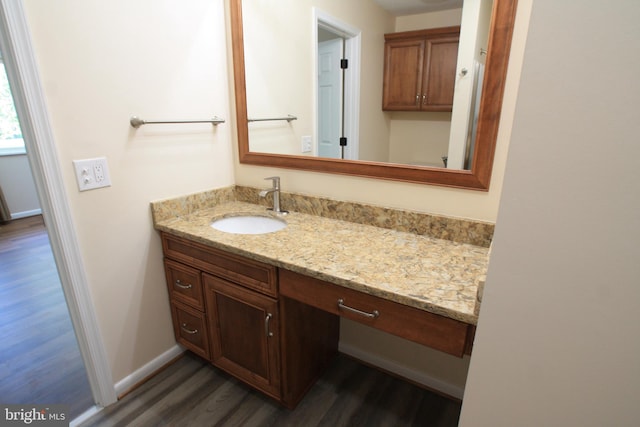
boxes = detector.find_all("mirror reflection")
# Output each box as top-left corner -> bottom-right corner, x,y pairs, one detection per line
242,0 -> 493,170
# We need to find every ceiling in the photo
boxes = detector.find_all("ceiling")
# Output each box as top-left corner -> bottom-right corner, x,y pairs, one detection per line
373,0 -> 463,16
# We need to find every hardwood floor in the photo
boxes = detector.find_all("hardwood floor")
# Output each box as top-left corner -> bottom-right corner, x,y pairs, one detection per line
0,216 -> 93,419
81,352 -> 461,427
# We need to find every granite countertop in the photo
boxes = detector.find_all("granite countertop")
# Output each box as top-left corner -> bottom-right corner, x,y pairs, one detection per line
153,200 -> 488,325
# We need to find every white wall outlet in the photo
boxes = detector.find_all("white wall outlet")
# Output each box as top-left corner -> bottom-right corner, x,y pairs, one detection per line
73,157 -> 112,192
301,135 -> 312,153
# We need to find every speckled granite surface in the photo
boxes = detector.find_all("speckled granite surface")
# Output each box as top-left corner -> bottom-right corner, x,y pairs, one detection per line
151,187 -> 490,325
153,186 -> 494,246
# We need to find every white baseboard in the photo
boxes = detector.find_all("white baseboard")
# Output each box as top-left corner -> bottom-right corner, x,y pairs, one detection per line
103,342 -> 463,409
11,208 -> 42,219
338,342 -> 465,400
69,405 -> 101,427
114,345 -> 184,397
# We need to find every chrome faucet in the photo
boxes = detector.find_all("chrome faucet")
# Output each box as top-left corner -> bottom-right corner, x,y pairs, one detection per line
259,176 -> 287,214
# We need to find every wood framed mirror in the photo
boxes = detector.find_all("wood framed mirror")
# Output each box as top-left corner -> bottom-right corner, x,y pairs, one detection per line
230,0 -> 517,190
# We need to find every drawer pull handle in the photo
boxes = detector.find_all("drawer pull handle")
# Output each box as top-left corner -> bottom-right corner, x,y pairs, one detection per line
174,279 -> 192,290
265,313 -> 274,337
181,323 -> 198,335
337,298 -> 380,319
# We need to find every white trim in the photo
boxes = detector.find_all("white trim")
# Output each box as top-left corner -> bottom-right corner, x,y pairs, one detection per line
313,8 -> 361,160
114,345 -> 185,397
10,207 -> 41,219
69,406 -> 101,427
0,146 -> 27,156
339,342 -> 465,400
0,0 -> 117,406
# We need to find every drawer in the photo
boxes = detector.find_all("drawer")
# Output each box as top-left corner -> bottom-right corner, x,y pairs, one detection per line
162,233 -> 277,297
279,269 -> 469,357
164,259 -> 204,310
171,301 -> 210,360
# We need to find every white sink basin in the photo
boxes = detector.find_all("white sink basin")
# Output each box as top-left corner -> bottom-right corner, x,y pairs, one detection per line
210,215 -> 286,235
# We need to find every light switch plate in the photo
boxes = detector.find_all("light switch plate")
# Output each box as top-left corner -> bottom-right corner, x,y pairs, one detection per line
73,157 -> 112,191
301,135 -> 312,153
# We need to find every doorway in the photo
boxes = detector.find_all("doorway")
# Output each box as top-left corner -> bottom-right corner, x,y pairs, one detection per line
0,0 -> 117,418
0,41 -> 95,420
314,9 -> 361,161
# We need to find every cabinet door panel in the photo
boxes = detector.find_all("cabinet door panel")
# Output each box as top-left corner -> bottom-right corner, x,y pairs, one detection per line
216,292 -> 269,377
382,39 -> 424,110
423,37 -> 459,109
204,273 -> 281,399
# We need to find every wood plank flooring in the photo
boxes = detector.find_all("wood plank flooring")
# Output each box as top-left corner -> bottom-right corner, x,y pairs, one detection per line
81,352 -> 461,426
0,216 -> 93,420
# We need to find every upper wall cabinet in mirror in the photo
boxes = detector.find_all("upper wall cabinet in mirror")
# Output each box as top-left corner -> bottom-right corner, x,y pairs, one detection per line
230,0 -> 517,190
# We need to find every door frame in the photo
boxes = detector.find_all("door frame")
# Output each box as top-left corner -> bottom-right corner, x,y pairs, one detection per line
313,8 -> 360,161
0,0 -> 117,407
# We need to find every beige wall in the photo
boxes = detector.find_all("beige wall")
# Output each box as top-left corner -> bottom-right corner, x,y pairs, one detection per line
460,0 -> 640,425
243,0 -> 393,160
23,0 -> 234,383
387,112 -> 452,167
243,0 -> 314,155
395,8 -> 462,32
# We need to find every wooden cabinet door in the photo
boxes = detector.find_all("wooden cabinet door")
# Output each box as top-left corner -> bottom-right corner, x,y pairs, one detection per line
382,28 -> 459,112
382,39 -> 425,110
422,36 -> 459,110
204,273 -> 281,399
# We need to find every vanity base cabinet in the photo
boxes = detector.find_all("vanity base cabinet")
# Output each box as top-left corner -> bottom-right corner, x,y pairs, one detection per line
161,232 -> 474,408
161,233 -> 339,409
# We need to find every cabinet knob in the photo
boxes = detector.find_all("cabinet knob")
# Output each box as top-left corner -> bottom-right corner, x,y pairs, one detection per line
422,94 -> 427,105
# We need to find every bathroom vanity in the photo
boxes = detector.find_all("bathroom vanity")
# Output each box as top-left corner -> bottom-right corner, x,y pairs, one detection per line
152,187 -> 491,408
162,232 -> 338,407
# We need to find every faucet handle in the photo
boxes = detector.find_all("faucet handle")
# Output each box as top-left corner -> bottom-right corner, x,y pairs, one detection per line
264,176 -> 280,189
